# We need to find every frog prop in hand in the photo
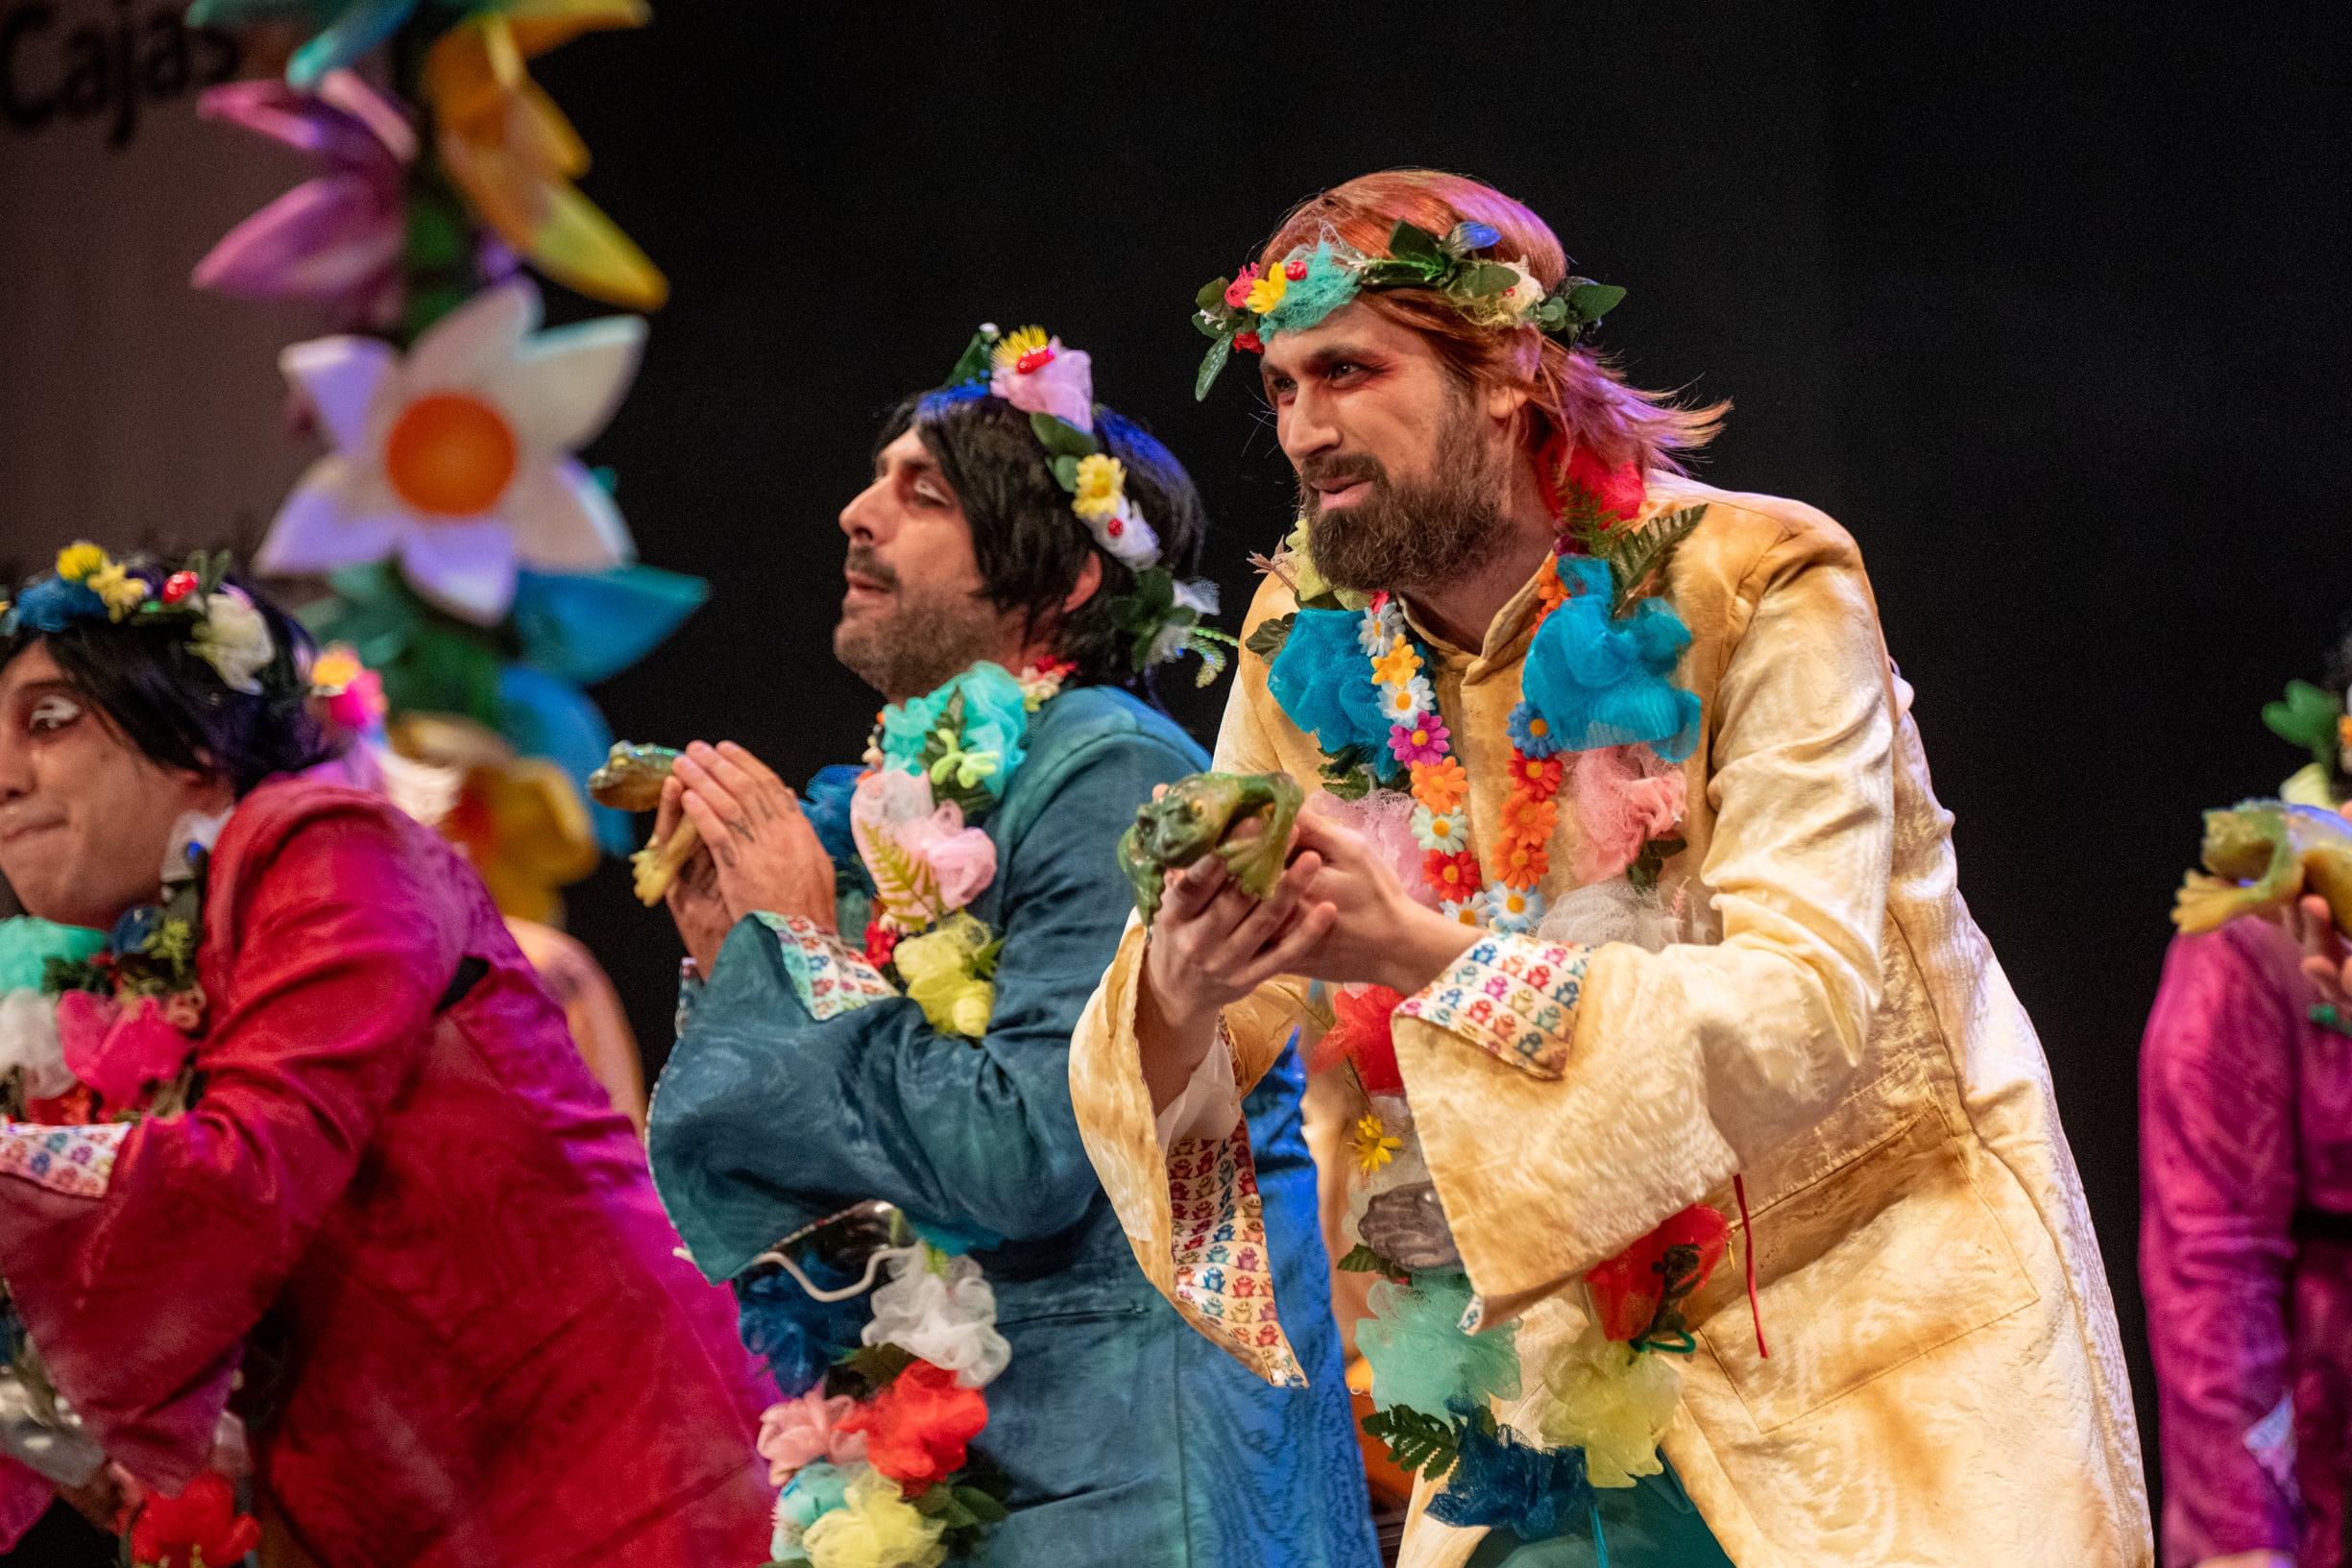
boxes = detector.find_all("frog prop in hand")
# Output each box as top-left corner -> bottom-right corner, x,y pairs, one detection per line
1120,771 -> 1305,926
587,742 -> 698,906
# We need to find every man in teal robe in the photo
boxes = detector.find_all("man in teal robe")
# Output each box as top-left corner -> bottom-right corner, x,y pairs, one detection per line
643,344 -> 1377,1567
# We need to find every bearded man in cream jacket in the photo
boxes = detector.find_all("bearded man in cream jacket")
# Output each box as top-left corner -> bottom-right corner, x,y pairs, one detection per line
1068,169 -> 2151,1567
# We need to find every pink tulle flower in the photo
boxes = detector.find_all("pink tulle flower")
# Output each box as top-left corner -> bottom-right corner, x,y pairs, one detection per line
756,1388 -> 869,1484
324,667 -> 386,731
1307,789 -> 1438,907
191,70 -> 418,331
893,806 -> 999,912
990,339 -> 1096,432
1570,744 -> 1687,883
852,769 -> 1000,918
1224,265 -> 1261,309
57,992 -> 190,1109
1388,714 -> 1452,768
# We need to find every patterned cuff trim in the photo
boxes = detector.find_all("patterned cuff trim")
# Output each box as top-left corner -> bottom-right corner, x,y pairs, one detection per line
1166,1030 -> 1307,1387
751,912 -> 897,1021
0,1121 -> 128,1197
1395,934 -> 1590,1078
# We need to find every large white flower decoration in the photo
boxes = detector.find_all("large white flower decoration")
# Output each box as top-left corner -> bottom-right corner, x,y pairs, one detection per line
257,279 -> 644,623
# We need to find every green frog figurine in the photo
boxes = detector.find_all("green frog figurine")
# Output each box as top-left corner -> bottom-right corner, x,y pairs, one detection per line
1119,770 -> 1304,926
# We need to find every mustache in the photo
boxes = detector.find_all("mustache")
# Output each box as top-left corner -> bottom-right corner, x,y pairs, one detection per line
843,547 -> 898,589
1296,452 -> 1390,508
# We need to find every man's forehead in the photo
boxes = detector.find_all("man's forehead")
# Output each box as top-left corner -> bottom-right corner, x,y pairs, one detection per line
1259,304 -> 1417,374
876,426 -> 938,471
0,646 -> 67,699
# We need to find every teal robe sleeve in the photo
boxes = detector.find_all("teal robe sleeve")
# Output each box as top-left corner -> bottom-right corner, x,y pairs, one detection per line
647,718 -> 1200,1280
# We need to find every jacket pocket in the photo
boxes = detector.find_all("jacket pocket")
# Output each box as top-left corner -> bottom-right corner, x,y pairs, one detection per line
1693,1108 -> 2038,1433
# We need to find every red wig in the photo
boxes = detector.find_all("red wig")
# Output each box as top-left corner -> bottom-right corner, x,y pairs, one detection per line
1257,170 -> 1725,481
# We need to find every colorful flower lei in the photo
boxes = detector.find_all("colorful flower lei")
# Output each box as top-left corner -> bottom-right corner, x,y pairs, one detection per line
840,662 -> 1072,1039
1189,220 -> 1627,398
939,326 -> 1236,686
748,1207 -> 1013,1566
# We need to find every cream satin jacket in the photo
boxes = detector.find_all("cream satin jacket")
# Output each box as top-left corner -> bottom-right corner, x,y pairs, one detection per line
1069,480 -> 2151,1566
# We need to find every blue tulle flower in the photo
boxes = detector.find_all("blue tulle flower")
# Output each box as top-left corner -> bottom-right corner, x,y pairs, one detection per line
9,576 -> 106,633
879,663 -> 1033,802
775,1461 -> 852,1532
1269,607 -> 1392,760
800,764 -> 869,892
0,917 -> 106,992
1427,1417 -> 1599,1543
737,1264 -> 874,1400
1259,242 -> 1364,338
108,905 -> 162,955
1359,1272 -> 1521,1416
1506,700 -> 1565,759
1521,556 -> 1700,761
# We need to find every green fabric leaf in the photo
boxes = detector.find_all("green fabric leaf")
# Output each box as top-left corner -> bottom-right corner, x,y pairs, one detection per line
2264,678 -> 2341,760
1567,281 -> 1627,320
1050,453 -> 1080,492
1197,277 -> 1232,311
1244,612 -> 1296,663
1196,333 -> 1234,400
831,1341 -> 916,1399
1627,833 -> 1686,890
1386,220 -> 1444,263
1336,1242 -> 1405,1277
955,1485 -> 1009,1524
1452,262 -> 1522,299
1030,412 -> 1099,458
945,328 -> 996,386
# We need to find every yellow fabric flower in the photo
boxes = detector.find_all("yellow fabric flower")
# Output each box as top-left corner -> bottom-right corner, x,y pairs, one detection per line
310,644 -> 365,693
1244,268 -> 1289,315
1536,1313 -> 1680,1487
894,912 -> 998,1040
55,543 -> 106,582
424,0 -> 667,311
990,326 -> 1051,374
1071,453 -> 1126,521
1351,1113 -> 1402,1174
1370,638 -> 1421,688
801,1465 -> 947,1568
87,562 -> 147,621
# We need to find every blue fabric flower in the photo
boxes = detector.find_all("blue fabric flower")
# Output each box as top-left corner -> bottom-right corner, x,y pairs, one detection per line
1521,557 -> 1701,761
1359,1271 -> 1520,1416
878,663 -> 1033,802
1427,1417 -> 1598,1542
1269,607 -> 1392,760
736,1264 -> 873,1400
1259,243 -> 1364,338
10,576 -> 106,633
1506,700 -> 1564,759
109,905 -> 163,956
800,764 -> 869,893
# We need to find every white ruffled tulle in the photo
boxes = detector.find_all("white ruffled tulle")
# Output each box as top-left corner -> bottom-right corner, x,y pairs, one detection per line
0,990 -> 74,1099
860,1246 -> 1011,1389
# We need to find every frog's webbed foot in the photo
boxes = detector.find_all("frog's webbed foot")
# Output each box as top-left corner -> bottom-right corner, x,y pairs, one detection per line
1214,773 -> 1303,900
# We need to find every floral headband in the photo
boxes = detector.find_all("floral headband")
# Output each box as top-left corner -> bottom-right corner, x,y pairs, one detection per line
1188,219 -> 1628,398
1,543 -> 287,697
939,326 -> 1236,685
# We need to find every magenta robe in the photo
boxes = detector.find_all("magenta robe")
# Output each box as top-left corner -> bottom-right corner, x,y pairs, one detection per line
0,780 -> 773,1565
2143,918 -> 2352,1566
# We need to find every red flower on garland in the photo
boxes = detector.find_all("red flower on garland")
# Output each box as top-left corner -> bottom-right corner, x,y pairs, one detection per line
1421,850 -> 1480,900
840,1361 -> 987,1488
1564,443 -> 1647,525
1507,754 -> 1565,803
863,921 -> 901,971
1584,1204 -> 1732,1342
1309,984 -> 1407,1094
130,1472 -> 261,1568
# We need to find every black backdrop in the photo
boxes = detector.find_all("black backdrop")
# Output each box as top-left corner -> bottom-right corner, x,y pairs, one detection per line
458,0 -> 2350,1514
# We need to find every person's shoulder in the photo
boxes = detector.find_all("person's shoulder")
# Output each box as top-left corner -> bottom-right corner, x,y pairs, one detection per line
994,687 -> 1206,840
1028,684 -> 1203,766
210,776 -> 449,918
1654,475 -> 1864,587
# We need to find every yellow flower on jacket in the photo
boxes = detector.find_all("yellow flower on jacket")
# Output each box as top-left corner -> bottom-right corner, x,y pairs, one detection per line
1351,1112 -> 1402,1174
424,0 -> 667,311
1071,453 -> 1126,521
894,911 -> 999,1040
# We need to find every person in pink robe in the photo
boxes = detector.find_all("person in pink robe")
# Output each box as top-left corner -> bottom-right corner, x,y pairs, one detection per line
0,553 -> 773,1565
2144,910 -> 2352,1567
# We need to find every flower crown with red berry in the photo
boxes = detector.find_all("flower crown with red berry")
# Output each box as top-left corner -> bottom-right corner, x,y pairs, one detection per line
1,543 -> 291,697
1188,220 -> 1626,398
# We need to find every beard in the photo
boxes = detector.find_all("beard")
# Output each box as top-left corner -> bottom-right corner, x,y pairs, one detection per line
832,547 -> 1004,702
1298,394 -> 1512,596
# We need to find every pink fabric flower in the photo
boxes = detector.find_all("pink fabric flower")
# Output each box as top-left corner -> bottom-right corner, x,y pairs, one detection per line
991,340 -> 1096,432
1570,744 -> 1686,883
57,992 -> 190,1109
191,70 -> 417,331
1307,789 -> 1438,908
1388,714 -> 1452,768
897,808 -> 999,911
324,667 -> 386,731
1564,444 -> 1647,524
1224,265 -> 1261,309
755,1388 -> 868,1484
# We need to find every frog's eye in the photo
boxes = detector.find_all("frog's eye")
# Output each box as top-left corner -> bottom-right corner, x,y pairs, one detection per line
1191,802 -> 1204,816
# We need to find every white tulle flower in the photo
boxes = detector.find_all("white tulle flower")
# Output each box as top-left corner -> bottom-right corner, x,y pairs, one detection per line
861,1245 -> 1011,1389
257,278 -> 643,624
0,990 -> 73,1099
188,588 -> 274,693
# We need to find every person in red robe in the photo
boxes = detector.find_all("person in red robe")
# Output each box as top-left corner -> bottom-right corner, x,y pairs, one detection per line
0,547 -> 773,1566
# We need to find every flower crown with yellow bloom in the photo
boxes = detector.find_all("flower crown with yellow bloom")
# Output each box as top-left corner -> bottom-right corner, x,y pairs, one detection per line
1,543 -> 321,701
1188,219 -> 1627,398
940,326 -> 1236,685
